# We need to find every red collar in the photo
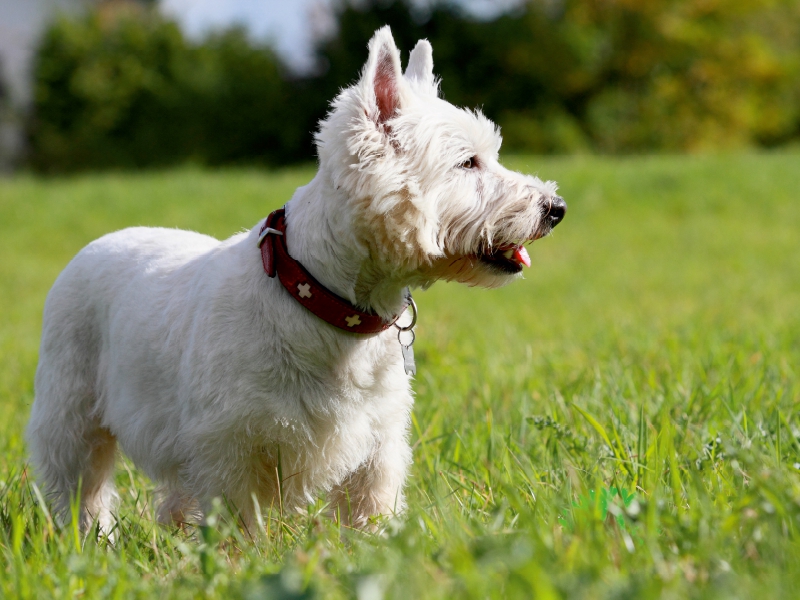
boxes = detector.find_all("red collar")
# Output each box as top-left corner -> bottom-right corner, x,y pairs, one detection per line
258,208 -> 405,334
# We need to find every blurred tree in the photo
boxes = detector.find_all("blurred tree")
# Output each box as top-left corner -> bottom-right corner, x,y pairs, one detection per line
310,0 -> 800,153
27,6 -> 303,171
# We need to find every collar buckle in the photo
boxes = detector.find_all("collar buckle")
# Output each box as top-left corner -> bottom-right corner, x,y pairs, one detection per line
256,227 -> 283,248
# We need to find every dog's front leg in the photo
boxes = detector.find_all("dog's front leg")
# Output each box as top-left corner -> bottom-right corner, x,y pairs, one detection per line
328,425 -> 412,529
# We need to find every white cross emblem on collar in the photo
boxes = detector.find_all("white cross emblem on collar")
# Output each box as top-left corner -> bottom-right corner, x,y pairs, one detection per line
297,283 -> 312,298
345,314 -> 361,327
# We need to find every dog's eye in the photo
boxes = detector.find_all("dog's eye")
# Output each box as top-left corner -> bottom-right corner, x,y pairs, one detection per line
459,157 -> 477,170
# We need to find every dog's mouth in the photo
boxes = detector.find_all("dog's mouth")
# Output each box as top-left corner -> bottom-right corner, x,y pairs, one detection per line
477,239 -> 536,274
475,197 -> 567,274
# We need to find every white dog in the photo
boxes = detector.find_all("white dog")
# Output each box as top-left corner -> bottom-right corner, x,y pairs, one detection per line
27,27 -> 565,535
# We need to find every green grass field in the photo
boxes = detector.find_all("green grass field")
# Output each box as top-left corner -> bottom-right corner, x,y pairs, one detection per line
1,154 -> 799,598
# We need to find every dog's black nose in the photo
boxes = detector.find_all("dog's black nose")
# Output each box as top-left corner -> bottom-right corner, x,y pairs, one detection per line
547,196 -> 567,227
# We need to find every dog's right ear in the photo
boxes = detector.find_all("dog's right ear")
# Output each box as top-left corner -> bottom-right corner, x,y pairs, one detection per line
361,26 -> 404,127
405,39 -> 435,93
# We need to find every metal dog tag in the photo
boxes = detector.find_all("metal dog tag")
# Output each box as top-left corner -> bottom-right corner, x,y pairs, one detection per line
401,341 -> 416,376
396,292 -> 417,376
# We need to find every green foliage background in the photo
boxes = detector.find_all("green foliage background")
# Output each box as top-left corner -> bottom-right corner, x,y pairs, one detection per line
27,9 -> 308,171
1,154 -> 799,597
23,0 -> 800,172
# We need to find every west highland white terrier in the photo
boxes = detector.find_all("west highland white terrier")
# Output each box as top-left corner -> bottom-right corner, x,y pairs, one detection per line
27,27 -> 566,535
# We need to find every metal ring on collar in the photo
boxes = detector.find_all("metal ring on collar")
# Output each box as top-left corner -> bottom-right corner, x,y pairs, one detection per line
395,296 -> 417,331
397,328 -> 416,346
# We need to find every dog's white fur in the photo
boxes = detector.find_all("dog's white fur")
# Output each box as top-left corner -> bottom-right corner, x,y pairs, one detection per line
27,27 -> 561,534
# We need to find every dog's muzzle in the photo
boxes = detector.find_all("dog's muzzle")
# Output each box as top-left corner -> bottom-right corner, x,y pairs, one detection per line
477,195 -> 567,274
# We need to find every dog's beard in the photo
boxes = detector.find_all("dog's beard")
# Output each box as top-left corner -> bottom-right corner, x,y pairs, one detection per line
415,197 -> 556,287
417,254 -> 522,288
411,225 -> 554,289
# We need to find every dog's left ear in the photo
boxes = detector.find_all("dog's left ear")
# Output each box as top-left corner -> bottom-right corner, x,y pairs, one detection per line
362,26 -> 404,127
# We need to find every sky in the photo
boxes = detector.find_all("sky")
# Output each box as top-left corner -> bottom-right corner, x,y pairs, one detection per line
160,0 -> 526,72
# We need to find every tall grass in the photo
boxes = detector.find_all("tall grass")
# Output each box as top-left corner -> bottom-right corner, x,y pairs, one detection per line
1,154 -> 799,598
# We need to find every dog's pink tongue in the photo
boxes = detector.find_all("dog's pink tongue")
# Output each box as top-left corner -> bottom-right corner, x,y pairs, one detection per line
513,245 -> 531,268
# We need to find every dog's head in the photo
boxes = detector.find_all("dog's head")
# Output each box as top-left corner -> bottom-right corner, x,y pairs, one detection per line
315,26 -> 565,294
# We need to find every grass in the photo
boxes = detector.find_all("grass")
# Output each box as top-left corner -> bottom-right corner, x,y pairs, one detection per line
1,153 -> 800,598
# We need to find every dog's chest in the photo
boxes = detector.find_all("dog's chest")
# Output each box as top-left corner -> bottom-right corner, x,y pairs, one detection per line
241,326 -> 410,471
279,327 -> 406,404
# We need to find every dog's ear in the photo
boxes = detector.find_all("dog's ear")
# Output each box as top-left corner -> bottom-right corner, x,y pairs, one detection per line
362,26 -> 404,126
405,39 -> 435,92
